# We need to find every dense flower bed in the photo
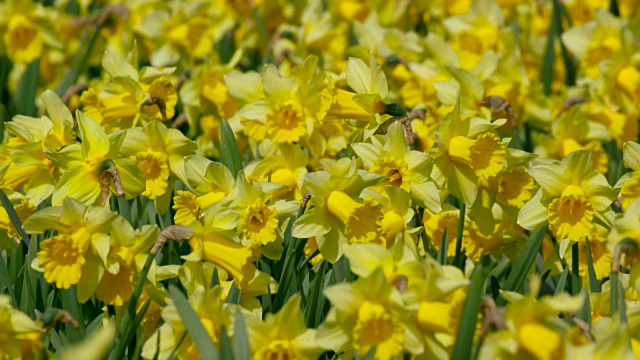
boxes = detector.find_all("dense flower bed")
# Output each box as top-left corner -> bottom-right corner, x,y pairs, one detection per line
0,0 -> 639,359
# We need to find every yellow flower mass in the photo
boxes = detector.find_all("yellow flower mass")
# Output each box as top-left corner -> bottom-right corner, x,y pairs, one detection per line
1,0 -> 640,359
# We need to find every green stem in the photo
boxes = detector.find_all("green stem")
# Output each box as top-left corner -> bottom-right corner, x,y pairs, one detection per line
0,251 -> 17,307
453,203 -> 466,269
250,1 -> 273,64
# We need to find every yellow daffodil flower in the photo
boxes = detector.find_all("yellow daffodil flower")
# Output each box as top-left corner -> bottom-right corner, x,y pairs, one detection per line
518,150 -> 618,243
317,268 -> 422,359
292,163 -> 387,262
120,120 -> 197,213
352,121 -> 442,213
141,286 -> 234,359
616,142 -> 640,210
24,198 -> 117,301
246,295 -> 327,359
430,99 -> 508,207
0,295 -> 43,359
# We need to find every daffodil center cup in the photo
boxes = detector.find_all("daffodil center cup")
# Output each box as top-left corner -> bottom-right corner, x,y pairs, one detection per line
325,190 -> 382,243
448,133 -> 505,178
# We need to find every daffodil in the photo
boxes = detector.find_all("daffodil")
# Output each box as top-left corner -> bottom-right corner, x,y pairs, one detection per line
141,286 -> 235,359
292,163 -> 387,262
46,111 -> 146,206
564,225 -> 612,281
430,99 -> 508,207
586,101 -> 638,148
479,277 -> 585,360
3,90 -> 76,205
0,0 -> 61,64
343,242 -> 423,289
317,268 -> 422,359
0,295 -> 43,359
471,149 -> 535,235
352,121 -> 442,213
135,1 -> 232,67
616,142 -> 640,210
404,257 -> 469,359
0,192 -> 34,248
80,49 -> 178,132
186,208 -> 261,290
245,143 -> 308,201
561,9 -> 623,80
518,150 -> 618,244
218,172 -> 298,251
24,198 -> 117,301
179,52 -> 242,157
120,120 -> 197,213
609,199 -> 640,292
246,295 -> 326,359
95,217 -> 158,306
318,55 -> 392,139
443,0 -> 507,70
228,57 -> 321,144
533,107 -> 611,174
172,155 -> 235,226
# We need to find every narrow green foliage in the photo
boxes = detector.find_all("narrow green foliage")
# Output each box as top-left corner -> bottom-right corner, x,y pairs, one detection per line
219,327 -> 233,360
576,290 -> 591,324
0,188 -> 30,247
109,254 -> 157,360
0,251 -> 17,307
585,238 -> 601,293
56,25 -> 101,96
232,310 -> 250,360
60,287 -> 86,341
305,261 -> 327,328
437,227 -> 448,265
226,282 -> 242,304
571,242 -> 580,295
453,204 -> 466,269
219,119 -> 243,177
554,266 -> 570,295
541,0 -> 561,96
499,226 -> 546,305
451,263 -> 487,360
168,285 -> 220,359
11,60 -> 39,117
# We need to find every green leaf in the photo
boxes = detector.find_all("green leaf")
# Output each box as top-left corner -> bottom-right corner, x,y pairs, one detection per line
226,281 -> 242,304
11,60 -> 39,117
60,287 -> 86,342
168,285 -> 220,359
108,254 -> 156,360
610,0 -> 620,16
219,327 -> 233,360
0,188 -> 30,247
554,266 -> 569,295
499,226 -> 546,305
56,25 -> 101,96
0,251 -> 17,307
541,0 -> 561,96
571,242 -> 580,295
575,289 -> 591,324
453,204 -> 466,269
451,263 -> 487,360
437,227 -> 448,265
610,270 -> 626,322
219,119 -> 243,178
232,310 -> 250,360
305,261 -> 327,328
585,238 -> 601,293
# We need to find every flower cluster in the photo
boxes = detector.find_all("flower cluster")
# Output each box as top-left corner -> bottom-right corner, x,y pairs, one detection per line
1,0 -> 640,359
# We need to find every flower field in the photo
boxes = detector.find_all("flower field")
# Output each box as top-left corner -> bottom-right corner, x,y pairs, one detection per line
1,0 -> 640,359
